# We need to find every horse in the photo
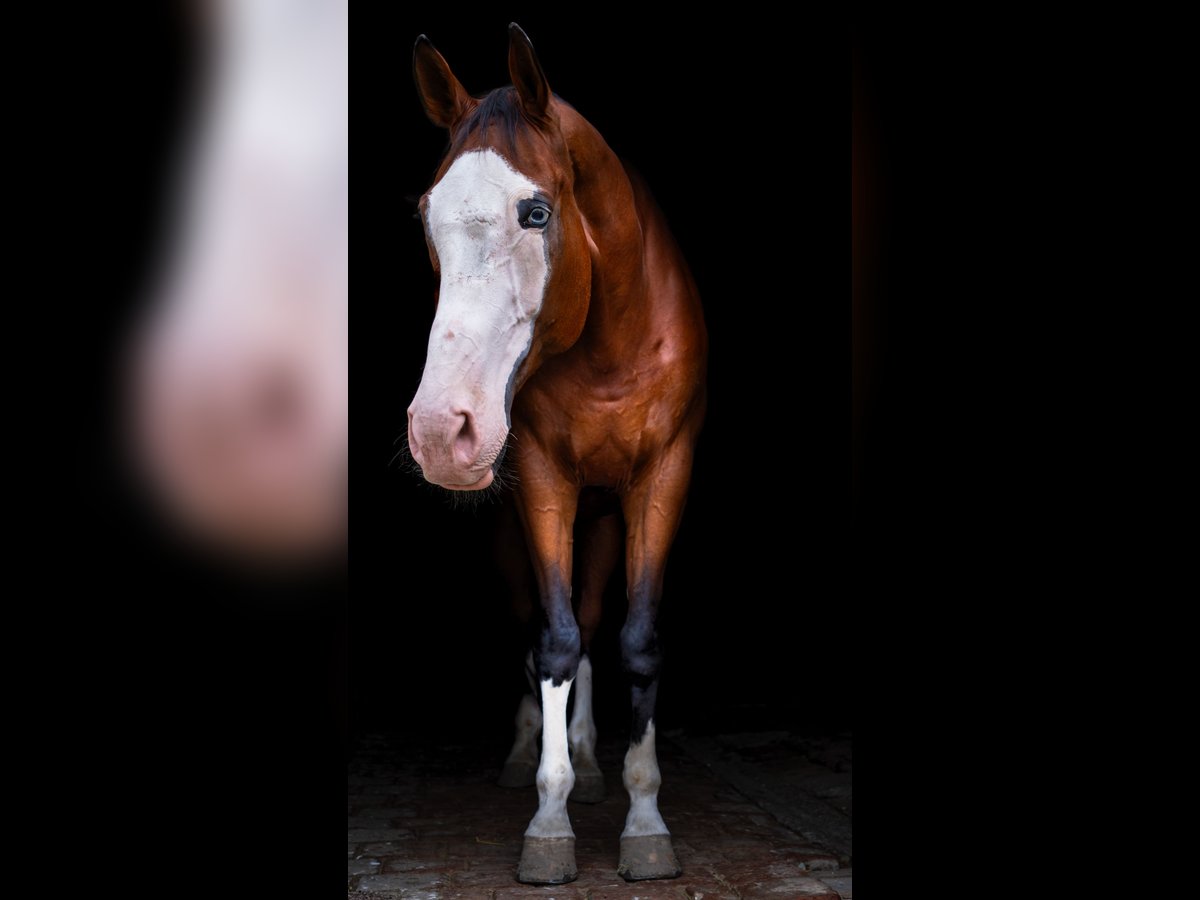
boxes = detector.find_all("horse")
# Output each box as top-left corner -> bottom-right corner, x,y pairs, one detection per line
406,24 -> 707,885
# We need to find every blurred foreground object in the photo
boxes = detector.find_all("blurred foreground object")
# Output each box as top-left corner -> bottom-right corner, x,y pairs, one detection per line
133,0 -> 347,562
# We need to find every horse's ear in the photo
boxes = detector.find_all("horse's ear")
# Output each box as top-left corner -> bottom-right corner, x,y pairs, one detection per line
413,34 -> 472,129
508,23 -> 550,119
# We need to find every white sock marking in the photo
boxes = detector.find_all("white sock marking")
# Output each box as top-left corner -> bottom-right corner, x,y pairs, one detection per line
525,678 -> 576,838
622,720 -> 669,837
568,656 -> 599,770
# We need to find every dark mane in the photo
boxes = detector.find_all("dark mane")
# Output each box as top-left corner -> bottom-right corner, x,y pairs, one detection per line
451,87 -> 539,159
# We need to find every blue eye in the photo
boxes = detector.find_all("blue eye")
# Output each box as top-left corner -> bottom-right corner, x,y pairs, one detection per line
517,199 -> 551,228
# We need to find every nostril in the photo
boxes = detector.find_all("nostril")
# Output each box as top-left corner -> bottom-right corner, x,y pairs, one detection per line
254,369 -> 302,434
452,410 -> 479,464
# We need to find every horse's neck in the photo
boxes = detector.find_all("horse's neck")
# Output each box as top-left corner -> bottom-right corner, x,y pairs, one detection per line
561,108 -> 648,363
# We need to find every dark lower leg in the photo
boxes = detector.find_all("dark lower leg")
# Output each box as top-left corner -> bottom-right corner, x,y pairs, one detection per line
617,607 -> 680,880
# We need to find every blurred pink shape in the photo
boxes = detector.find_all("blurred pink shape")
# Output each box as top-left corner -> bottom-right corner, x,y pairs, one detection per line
134,0 -> 347,562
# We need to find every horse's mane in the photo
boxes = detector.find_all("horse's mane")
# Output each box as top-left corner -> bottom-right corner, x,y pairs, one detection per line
450,87 -> 543,160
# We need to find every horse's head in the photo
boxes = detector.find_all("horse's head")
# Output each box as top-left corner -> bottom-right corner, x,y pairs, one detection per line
406,24 -> 591,491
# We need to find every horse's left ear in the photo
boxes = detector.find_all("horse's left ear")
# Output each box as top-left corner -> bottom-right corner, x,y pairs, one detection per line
508,23 -> 550,119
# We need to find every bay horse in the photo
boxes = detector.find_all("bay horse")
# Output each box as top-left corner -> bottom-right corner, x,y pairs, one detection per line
407,24 -> 706,885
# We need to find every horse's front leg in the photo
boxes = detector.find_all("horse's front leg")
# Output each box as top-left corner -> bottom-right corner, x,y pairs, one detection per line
568,511 -> 621,804
513,455 -> 581,885
616,440 -> 695,881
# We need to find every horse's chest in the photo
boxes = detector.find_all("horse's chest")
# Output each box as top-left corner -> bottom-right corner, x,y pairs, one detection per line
569,408 -> 636,466
565,391 -> 677,483
517,362 -> 687,485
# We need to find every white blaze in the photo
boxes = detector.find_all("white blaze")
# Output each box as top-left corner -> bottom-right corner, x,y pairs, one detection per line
413,149 -> 549,464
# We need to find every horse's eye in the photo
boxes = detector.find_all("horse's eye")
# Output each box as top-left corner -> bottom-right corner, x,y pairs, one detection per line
518,200 -> 551,229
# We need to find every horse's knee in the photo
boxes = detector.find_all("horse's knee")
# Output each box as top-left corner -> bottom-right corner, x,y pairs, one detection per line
619,616 -> 661,682
538,617 -> 581,684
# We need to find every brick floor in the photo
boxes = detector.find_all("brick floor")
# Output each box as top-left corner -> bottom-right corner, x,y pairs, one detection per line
348,732 -> 852,898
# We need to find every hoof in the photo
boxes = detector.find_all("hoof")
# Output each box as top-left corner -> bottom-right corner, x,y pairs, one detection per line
617,834 -> 682,881
497,760 -> 537,788
517,836 -> 577,884
569,768 -> 605,804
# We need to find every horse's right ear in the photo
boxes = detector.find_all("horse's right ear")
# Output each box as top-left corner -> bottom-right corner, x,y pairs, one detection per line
413,35 -> 472,129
